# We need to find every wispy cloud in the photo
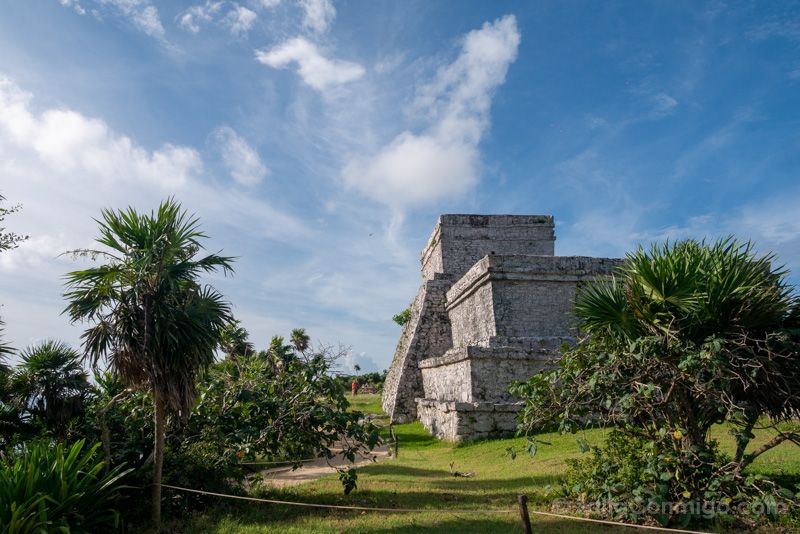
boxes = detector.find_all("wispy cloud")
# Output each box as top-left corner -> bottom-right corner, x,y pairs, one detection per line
177,1 -> 223,34
211,126 -> 269,186
299,0 -> 335,34
255,37 -> 365,91
178,2 -> 257,36
58,0 -> 87,15
222,4 -> 257,36
97,0 -> 166,41
57,0 -> 170,44
650,92 -> 678,118
342,15 -> 520,210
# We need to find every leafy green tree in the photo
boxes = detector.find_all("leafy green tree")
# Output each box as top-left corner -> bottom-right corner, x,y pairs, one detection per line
512,238 -> 800,524
189,337 -> 380,493
63,199 -> 234,525
9,340 -> 89,439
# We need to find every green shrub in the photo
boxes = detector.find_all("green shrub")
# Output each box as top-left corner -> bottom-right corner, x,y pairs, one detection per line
0,439 -> 131,533
563,429 -> 798,527
513,238 -> 800,526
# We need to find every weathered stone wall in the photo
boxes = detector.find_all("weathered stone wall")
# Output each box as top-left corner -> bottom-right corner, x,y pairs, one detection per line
447,282 -> 496,348
420,352 -> 471,402
419,215 -> 555,282
491,260 -> 622,339
446,255 -> 623,347
469,350 -> 556,403
416,399 -> 522,442
418,346 -> 558,404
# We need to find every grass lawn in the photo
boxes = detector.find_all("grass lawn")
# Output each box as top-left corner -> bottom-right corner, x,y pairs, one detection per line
166,394 -> 799,533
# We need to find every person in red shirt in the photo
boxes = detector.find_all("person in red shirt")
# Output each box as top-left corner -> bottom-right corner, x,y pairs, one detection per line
351,380 -> 358,396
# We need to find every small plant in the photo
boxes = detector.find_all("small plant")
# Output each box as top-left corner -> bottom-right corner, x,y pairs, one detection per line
392,308 -> 411,327
0,439 -> 131,533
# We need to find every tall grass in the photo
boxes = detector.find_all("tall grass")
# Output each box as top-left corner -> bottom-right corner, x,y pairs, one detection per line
0,439 -> 131,533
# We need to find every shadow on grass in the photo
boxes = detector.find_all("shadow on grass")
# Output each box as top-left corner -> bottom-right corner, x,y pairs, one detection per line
167,499 -> 629,534
357,463 -> 561,492
359,516 -> 625,533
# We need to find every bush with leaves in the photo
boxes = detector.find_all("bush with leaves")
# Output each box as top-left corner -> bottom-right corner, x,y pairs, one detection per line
186,337 -> 381,486
511,238 -> 800,526
0,439 -> 131,533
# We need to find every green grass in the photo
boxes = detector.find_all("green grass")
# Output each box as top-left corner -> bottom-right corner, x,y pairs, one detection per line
164,394 -> 800,533
347,392 -> 385,417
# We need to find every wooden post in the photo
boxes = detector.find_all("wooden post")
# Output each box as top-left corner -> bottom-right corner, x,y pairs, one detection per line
517,494 -> 532,534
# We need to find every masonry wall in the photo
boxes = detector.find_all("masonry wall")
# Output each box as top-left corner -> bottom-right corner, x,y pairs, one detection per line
416,399 -> 522,442
420,354 -> 471,402
469,352 -> 555,403
419,214 -> 555,282
447,283 -> 496,348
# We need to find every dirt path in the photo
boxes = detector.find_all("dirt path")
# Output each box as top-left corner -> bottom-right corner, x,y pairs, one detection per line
259,442 -> 392,487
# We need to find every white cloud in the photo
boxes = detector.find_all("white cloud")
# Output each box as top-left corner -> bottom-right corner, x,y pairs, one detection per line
97,0 -> 166,41
177,1 -> 223,33
0,76 -> 200,188
258,0 -> 281,7
342,133 -> 478,208
255,37 -> 365,91
222,4 -> 257,36
299,0 -> 335,34
212,126 -> 269,186
342,14 -> 520,209
0,74 -> 306,276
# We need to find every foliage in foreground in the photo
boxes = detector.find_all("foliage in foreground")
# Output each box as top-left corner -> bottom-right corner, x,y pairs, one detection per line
512,238 -> 800,526
84,333 -> 380,519
0,439 -> 131,534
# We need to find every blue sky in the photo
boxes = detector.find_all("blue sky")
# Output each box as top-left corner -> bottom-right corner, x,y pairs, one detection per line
1,1 -> 798,372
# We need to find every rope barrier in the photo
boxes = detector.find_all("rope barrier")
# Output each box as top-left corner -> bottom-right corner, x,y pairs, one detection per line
526,510 -> 709,534
158,483 -> 514,513
158,483 -> 711,533
237,458 -> 316,466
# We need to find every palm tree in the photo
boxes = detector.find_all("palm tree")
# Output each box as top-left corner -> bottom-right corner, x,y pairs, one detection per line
290,328 -> 310,354
219,319 -> 254,359
9,340 -> 89,438
63,199 -> 234,525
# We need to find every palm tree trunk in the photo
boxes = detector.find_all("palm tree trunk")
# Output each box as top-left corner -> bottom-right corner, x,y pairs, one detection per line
152,389 -> 166,527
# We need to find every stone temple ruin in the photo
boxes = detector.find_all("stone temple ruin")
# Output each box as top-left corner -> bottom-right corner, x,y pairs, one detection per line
382,215 -> 622,441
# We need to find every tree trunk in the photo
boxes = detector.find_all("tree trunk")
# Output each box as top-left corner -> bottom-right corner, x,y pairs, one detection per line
152,389 -> 166,527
